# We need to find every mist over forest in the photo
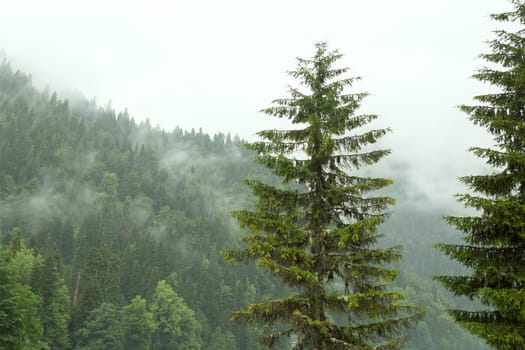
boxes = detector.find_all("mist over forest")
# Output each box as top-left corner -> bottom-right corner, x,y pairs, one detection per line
4,1 -> 525,349
0,55 -> 493,349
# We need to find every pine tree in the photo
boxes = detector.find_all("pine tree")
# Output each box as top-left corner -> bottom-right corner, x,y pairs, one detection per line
223,42 -> 423,349
31,255 -> 71,350
435,2 -> 525,349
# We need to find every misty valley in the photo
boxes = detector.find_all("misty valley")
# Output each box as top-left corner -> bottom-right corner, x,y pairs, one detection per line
2,3 -> 525,348
0,60 -> 491,349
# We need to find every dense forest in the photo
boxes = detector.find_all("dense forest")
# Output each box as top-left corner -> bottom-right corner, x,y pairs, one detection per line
0,58 -> 493,349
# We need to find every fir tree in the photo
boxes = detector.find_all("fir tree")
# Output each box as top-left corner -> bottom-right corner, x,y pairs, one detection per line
223,42 -> 423,349
435,2 -> 525,349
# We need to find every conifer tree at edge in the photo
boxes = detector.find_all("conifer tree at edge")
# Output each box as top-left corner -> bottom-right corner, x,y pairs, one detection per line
435,2 -> 525,349
223,42 -> 423,349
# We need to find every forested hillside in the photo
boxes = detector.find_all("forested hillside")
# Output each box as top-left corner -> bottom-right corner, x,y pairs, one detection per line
0,60 -> 490,349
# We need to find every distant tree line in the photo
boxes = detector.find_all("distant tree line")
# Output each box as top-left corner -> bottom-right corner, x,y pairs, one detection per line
2,1 -> 525,349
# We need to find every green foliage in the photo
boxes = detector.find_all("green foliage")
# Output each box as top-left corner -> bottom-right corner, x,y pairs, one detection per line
0,59 -> 266,349
150,280 -> 201,350
121,296 -> 156,350
224,43 -> 423,349
75,303 -> 123,350
435,2 -> 525,349
0,244 -> 44,350
208,327 -> 237,350
73,244 -> 121,330
32,255 -> 71,349
395,272 -> 491,350
0,51 -> 498,349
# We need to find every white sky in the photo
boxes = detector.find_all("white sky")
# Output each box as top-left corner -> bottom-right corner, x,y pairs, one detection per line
0,0 -> 514,206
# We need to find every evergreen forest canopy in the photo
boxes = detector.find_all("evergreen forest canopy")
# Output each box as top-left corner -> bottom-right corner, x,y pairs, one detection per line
3,2 -> 525,347
0,60 -> 491,349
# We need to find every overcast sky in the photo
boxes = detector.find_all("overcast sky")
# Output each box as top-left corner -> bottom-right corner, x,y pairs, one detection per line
0,0 -> 514,206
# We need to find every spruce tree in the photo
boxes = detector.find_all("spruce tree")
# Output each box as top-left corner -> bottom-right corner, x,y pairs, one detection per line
223,42 -> 423,349
435,2 -> 525,349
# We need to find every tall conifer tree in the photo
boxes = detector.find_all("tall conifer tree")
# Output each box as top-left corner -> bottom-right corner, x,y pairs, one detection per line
224,42 -> 423,349
435,2 -> 525,349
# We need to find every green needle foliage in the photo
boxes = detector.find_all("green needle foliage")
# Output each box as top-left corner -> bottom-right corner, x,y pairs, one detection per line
223,42 -> 423,349
435,2 -> 525,349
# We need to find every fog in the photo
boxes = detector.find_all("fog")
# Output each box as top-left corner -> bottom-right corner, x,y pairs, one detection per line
0,0 -> 512,207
